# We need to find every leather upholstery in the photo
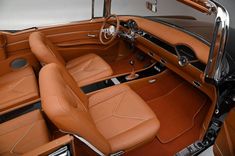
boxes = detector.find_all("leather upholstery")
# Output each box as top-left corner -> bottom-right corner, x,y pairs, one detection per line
29,32 -> 65,66
0,110 -> 50,155
66,53 -> 113,86
0,66 -> 39,114
89,84 -> 160,152
29,32 -> 113,86
39,63 -> 160,154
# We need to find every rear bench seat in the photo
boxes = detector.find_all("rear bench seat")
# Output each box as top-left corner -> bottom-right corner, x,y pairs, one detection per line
0,66 -> 39,114
0,110 -> 50,155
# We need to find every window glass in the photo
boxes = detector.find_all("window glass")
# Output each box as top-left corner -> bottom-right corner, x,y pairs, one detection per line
0,0 -> 92,30
94,0 -> 104,17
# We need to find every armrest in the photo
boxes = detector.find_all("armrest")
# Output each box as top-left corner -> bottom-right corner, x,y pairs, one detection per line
23,135 -> 75,156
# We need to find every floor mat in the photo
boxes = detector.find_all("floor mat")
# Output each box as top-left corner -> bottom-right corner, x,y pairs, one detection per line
126,102 -> 210,156
148,82 -> 207,143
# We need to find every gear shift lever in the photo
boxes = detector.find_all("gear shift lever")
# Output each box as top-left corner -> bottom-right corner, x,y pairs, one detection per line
125,59 -> 139,80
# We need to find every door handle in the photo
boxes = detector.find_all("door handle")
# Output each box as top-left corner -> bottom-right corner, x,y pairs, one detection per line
87,34 -> 96,38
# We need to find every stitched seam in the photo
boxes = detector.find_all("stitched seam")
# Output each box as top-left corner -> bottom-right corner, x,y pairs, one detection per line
91,94 -> 122,123
89,89 -> 128,108
0,119 -> 44,136
65,85 -> 87,112
0,91 -> 36,107
10,122 -> 36,154
107,119 -> 153,140
215,143 -> 224,156
112,92 -> 146,120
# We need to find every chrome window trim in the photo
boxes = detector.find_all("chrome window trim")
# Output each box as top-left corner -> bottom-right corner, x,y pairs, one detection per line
204,0 -> 230,84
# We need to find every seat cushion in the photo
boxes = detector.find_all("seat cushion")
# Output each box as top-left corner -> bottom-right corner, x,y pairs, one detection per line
66,53 -> 113,87
0,67 -> 39,114
89,84 -> 160,153
0,110 -> 50,155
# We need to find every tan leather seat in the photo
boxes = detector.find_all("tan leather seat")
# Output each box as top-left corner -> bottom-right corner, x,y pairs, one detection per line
39,63 -> 160,155
0,66 -> 39,114
29,32 -> 113,86
0,110 -> 50,155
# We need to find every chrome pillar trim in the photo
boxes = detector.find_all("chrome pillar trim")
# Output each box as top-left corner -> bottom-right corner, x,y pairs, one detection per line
204,0 -> 230,84
104,0 -> 111,17
91,0 -> 95,19
74,135 -> 105,156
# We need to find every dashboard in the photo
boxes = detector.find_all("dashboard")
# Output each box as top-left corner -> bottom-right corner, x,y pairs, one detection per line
119,17 -> 214,98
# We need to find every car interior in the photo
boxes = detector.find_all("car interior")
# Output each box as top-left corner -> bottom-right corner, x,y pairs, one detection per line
0,0 -> 234,156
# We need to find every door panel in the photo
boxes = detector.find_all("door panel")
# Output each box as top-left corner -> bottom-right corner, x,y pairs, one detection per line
0,18 -> 121,75
214,108 -> 235,156
42,21 -> 120,63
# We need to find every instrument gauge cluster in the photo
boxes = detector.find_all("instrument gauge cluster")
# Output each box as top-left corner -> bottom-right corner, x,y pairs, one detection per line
127,19 -> 138,30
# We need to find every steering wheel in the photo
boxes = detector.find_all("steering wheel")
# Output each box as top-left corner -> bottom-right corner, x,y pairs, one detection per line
99,14 -> 120,45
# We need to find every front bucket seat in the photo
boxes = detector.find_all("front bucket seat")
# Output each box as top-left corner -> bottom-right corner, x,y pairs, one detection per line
39,63 -> 160,155
29,32 -> 113,86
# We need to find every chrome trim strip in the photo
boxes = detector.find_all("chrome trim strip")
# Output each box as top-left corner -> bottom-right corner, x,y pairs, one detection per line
111,78 -> 121,85
204,0 -> 230,83
74,135 -> 105,156
59,130 -> 105,156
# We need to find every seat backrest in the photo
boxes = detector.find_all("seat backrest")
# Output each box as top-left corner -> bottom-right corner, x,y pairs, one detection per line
39,63 -> 111,154
29,32 -> 66,66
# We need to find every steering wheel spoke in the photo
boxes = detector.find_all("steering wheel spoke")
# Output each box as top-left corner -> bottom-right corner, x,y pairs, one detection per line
99,14 -> 120,45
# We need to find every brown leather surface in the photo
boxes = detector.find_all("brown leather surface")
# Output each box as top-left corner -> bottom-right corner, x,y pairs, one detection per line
39,63 -> 160,154
89,84 -> 160,152
29,32 -> 65,65
29,31 -> 113,86
66,53 -> 113,87
0,66 -> 39,114
214,108 -> 235,156
23,135 -> 75,156
0,110 -> 50,155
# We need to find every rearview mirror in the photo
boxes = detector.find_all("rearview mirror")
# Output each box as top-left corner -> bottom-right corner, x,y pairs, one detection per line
146,1 -> 158,13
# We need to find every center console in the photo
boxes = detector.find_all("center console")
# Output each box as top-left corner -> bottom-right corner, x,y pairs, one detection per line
81,61 -> 166,93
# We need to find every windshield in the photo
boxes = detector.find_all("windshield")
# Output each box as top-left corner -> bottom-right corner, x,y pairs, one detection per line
111,0 -> 216,44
